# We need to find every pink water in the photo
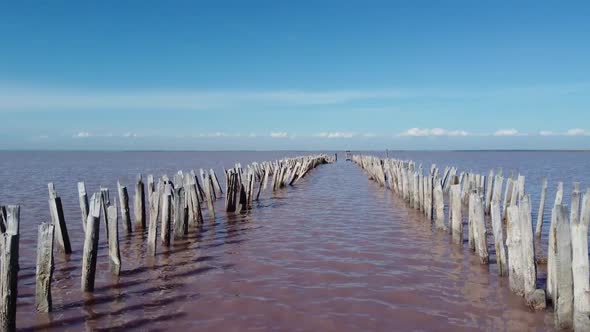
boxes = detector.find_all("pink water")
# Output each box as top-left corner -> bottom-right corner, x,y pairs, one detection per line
2,151 -> 585,330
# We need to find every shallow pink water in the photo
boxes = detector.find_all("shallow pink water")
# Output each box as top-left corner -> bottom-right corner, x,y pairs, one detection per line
0,151 -> 575,330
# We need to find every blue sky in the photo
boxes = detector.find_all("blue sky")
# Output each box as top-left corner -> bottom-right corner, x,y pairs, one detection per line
1,1 -> 590,150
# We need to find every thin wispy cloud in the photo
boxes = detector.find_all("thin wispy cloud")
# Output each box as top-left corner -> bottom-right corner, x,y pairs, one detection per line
398,128 -> 469,137
493,129 -> 522,137
317,132 -> 355,138
74,131 -> 91,138
2,82 -> 589,111
0,85 -> 434,111
565,128 -> 590,136
538,129 -> 590,136
270,132 -> 289,138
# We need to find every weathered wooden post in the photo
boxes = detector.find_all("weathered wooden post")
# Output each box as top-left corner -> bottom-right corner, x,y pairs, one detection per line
502,178 -> 514,221
425,176 -> 433,220
35,222 -> 54,312
147,186 -> 160,255
413,173 -> 420,210
204,174 -> 215,220
471,194 -> 488,264
81,194 -> 101,292
519,195 -> 545,309
554,204 -> 574,329
484,170 -> 494,215
78,182 -> 89,233
468,194 -> 476,251
0,206 -> 5,234
433,181 -> 446,230
507,205 -> 524,295
491,200 -> 507,276
117,181 -> 132,234
210,169 -> 223,196
418,174 -> 424,212
547,181 -> 565,302
48,183 -> 72,254
107,204 -> 121,275
147,174 -> 155,202
450,184 -> 462,243
134,174 -> 146,229
0,205 -> 19,331
255,169 -> 265,201
173,186 -> 188,239
534,178 -> 548,238
572,189 -> 590,330
160,184 -> 172,246
554,182 -> 564,205
100,187 -> 111,239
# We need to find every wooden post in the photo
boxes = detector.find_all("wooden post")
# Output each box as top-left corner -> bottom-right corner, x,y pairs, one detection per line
547,205 -> 557,303
204,174 -> 215,220
547,181 -> 565,302
433,181 -> 446,230
35,223 -> 54,312
472,194 -> 488,264
134,174 -> 146,229
491,200 -> 507,276
484,170 -> 494,215
209,169 -> 223,195
425,176 -> 433,220
255,169 -> 265,201
100,187 -> 110,240
81,194 -> 101,292
418,174 -> 424,212
519,195 -> 537,295
507,205 -> 524,295
534,177 -> 548,238
173,186 -> 188,239
0,206 -> 5,234
107,204 -> 121,275
468,193 -> 476,251
554,204 -> 574,329
117,181 -> 132,234
188,183 -> 203,225
147,186 -> 160,255
554,182 -> 564,206
450,184 -> 462,244
572,189 -> 590,330
0,205 -> 19,331
147,174 -> 155,202
78,182 -> 89,233
413,173 -> 420,210
160,184 -> 172,246
48,184 -> 72,254
502,178 -> 514,221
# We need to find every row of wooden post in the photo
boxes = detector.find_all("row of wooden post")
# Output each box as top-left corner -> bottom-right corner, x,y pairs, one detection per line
0,154 -> 332,331
352,154 -> 590,330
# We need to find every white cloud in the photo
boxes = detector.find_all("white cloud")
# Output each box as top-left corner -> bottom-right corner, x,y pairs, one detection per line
270,132 -> 289,138
493,129 -> 521,136
538,129 -> 590,136
398,128 -> 469,137
317,132 -> 355,138
74,131 -> 90,138
565,128 -> 590,136
539,130 -> 556,136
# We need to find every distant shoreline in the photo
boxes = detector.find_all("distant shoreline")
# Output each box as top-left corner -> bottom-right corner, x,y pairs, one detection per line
1,149 -> 590,153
